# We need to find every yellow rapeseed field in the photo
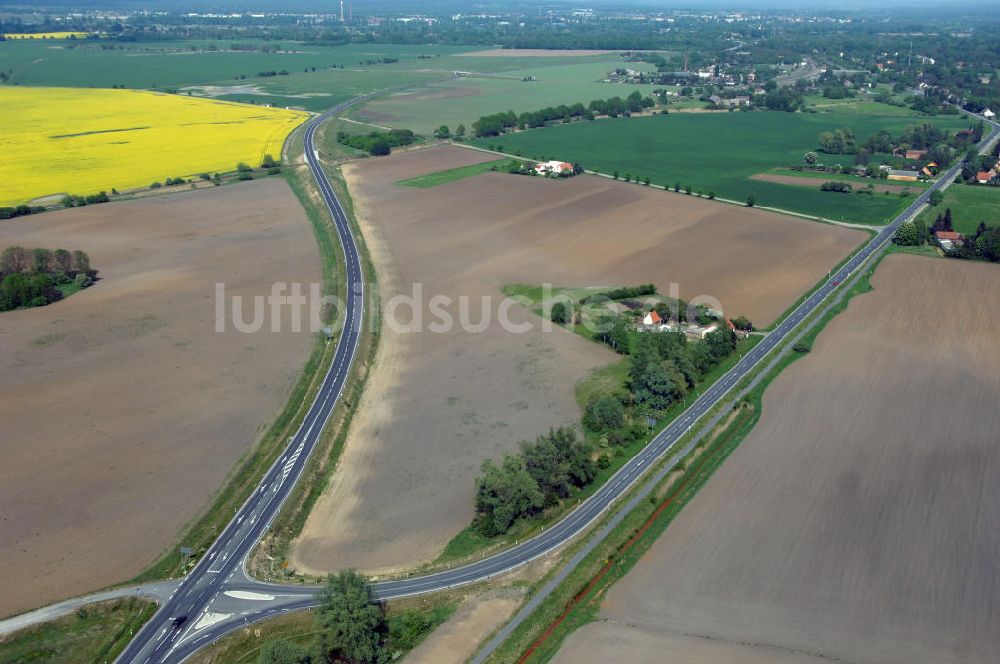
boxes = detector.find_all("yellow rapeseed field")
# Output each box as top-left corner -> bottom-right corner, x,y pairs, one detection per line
1,87 -> 308,206
2,32 -> 91,39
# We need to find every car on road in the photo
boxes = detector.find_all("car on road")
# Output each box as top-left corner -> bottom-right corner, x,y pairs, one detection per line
171,616 -> 187,629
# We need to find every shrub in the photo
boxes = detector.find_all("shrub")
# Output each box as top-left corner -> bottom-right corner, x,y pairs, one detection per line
550,301 -> 570,324
583,395 -> 625,432
793,340 -> 811,353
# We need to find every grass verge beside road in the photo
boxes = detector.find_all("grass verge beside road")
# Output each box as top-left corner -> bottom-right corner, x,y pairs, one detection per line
186,596 -> 457,664
0,599 -> 156,664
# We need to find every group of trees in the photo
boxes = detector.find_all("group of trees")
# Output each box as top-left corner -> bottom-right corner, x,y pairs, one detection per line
471,91 -> 655,137
590,305 -> 741,432
0,204 -> 46,220
337,129 -> 416,156
0,246 -> 94,312
958,223 -> 1000,262
760,86 -> 805,113
258,570 -> 441,664
433,124 -> 465,139
893,219 -> 932,246
818,127 -> 856,154
474,427 -> 596,537
820,181 -> 853,193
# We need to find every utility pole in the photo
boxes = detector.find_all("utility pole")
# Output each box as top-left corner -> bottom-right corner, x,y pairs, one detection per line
340,0 -> 344,22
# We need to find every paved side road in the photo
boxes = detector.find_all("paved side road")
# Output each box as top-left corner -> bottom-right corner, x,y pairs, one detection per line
0,581 -> 180,638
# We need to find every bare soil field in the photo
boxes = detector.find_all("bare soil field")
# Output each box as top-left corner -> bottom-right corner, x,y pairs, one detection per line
751,172 -> 916,194
403,590 -> 522,664
0,179 -> 320,618
557,254 -> 1000,663
291,145 -> 864,575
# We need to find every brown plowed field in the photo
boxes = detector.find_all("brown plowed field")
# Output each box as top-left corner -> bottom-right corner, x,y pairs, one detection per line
0,179 -> 320,618
291,145 -> 864,575
751,172 -> 917,194
555,254 -> 1000,663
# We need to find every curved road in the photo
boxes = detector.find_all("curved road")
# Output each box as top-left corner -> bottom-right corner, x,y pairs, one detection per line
117,111 -> 998,663
116,95 -> 374,664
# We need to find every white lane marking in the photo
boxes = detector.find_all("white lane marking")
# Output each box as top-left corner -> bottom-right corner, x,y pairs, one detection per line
193,612 -> 231,631
224,590 -> 275,601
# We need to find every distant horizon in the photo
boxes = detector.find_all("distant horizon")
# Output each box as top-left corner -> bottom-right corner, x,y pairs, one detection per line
0,0 -> 990,17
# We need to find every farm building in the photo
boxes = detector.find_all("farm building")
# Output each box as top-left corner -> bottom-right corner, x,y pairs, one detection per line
934,230 -> 964,252
534,160 -> 574,176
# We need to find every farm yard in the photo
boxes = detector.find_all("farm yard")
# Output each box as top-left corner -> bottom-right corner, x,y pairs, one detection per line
552,254 -> 1000,664
471,111 -> 969,223
289,144 -> 865,576
1,86 -> 306,206
0,179 -> 320,618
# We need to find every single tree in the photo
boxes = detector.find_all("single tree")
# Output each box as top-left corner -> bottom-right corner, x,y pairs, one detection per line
313,571 -> 384,664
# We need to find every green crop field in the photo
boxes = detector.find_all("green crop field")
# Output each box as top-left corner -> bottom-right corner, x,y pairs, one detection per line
0,40 -> 471,89
916,184 -> 1000,234
470,111 -> 970,223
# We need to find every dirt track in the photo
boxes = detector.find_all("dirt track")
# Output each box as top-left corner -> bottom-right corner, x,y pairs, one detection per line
291,145 -> 864,575
557,254 -> 1000,663
0,179 -> 320,618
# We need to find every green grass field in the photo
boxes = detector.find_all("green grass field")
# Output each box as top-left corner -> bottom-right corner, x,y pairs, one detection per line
350,60 -> 659,135
916,183 -> 1000,234
396,158 -> 514,187
470,111 -> 969,223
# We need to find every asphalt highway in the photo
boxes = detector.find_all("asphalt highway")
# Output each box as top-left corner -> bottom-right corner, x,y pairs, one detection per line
116,112 -> 998,663
115,93 -> 378,664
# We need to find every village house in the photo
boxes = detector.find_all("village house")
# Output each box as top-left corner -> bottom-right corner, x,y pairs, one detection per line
983,108 -> 995,119
935,230 -> 964,252
534,160 -> 574,177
